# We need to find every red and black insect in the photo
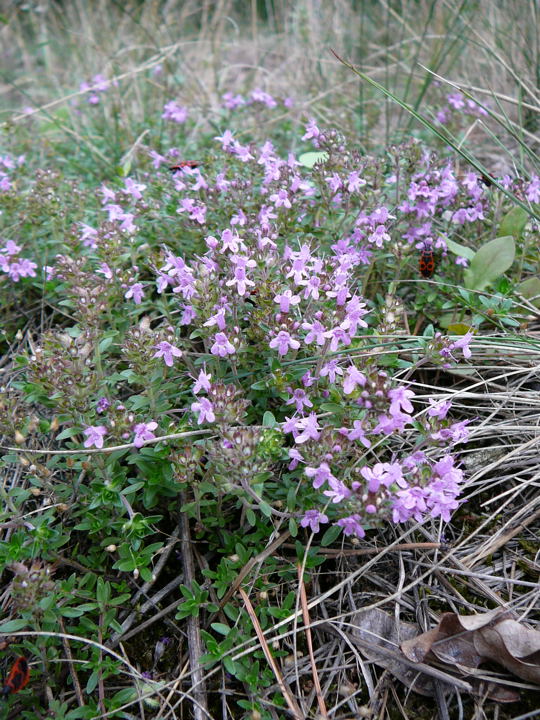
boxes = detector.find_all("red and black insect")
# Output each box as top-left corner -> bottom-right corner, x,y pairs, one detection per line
169,161 -> 200,172
419,248 -> 435,278
1,656 -> 30,697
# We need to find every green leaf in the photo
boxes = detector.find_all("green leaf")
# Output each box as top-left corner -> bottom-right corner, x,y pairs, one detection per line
321,525 -> 342,546
298,151 -> 329,168
211,623 -> 230,636
518,276 -> 540,307
98,335 -> 115,353
262,411 -> 276,428
223,656 -> 237,674
0,619 -> 27,632
447,323 -> 474,335
289,517 -> 298,537
446,238 -> 475,260
498,206 -> 529,239
56,426 -> 82,441
464,236 -> 515,291
61,607 -> 86,617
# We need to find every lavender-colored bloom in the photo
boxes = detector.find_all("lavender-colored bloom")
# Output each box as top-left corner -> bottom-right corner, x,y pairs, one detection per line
374,411 -> 411,434
302,320 -> 327,346
153,341 -> 183,367
269,188 -> 292,209
286,389 -> 313,413
269,330 -> 300,356
526,175 -> 540,203
288,447 -> 304,471
302,118 -> 321,141
83,425 -> 107,449
388,386 -> 415,415
452,331 -> 473,359
346,171 -> 366,193
192,369 -> 212,394
124,178 -> 146,201
343,365 -> 366,395
79,223 -> 98,248
300,509 -> 329,533
427,399 -> 452,419
344,420 -> 371,448
96,397 -> 110,414
337,515 -> 365,538
191,397 -> 216,424
319,359 -> 343,384
211,332 -> 236,357
294,413 -> 321,444
0,239 -> 22,256
214,129 -> 235,148
133,421 -> 158,448
274,288 -> 301,313
323,476 -> 351,503
125,282 -> 144,304
162,101 -> 188,123
204,307 -> 228,331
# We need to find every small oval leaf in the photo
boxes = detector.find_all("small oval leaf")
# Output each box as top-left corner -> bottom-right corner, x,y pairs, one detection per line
464,236 -> 515,291
446,238 -> 475,260
298,151 -> 329,168
498,206 -> 529,239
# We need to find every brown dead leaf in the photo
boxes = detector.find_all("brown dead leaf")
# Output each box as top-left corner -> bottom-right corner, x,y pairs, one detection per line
346,609 -> 465,696
337,609 -> 521,703
402,608 -> 540,685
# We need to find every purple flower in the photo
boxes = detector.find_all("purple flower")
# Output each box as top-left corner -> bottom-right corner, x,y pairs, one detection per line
526,175 -> 540,203
448,331 -> 473,360
123,178 -> 146,200
300,509 -> 329,533
269,188 -> 292,209
192,369 -> 212,394
288,447 -> 304,471
344,420 -> 371,448
133,421 -> 158,448
214,129 -> 235,148
96,397 -> 110,414
286,388 -> 313,413
274,289 -> 301,313
302,320 -> 327,346
83,425 -> 107,449
269,330 -> 300,356
337,515 -> 365,538
302,118 -> 321,141
191,397 -> 216,424
388,386 -> 415,415
162,101 -> 188,123
427,399 -> 452,419
125,282 -> 144,304
343,365 -> 366,394
153,341 -> 183,367
319,359 -> 343,384
79,223 -> 98,248
211,332 -> 236,357
305,462 -> 335,489
323,476 -> 351,503
204,307 -> 228,331
294,413 -> 321,444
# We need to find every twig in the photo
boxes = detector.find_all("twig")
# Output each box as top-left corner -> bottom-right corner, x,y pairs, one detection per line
239,587 -> 304,720
59,617 -> 84,707
218,531 -> 291,608
282,541 -> 441,557
297,565 -> 327,719
109,576 -> 183,648
179,494 -> 208,720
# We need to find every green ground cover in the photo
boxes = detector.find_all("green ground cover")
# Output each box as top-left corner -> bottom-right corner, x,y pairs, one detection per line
0,2 -> 539,718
